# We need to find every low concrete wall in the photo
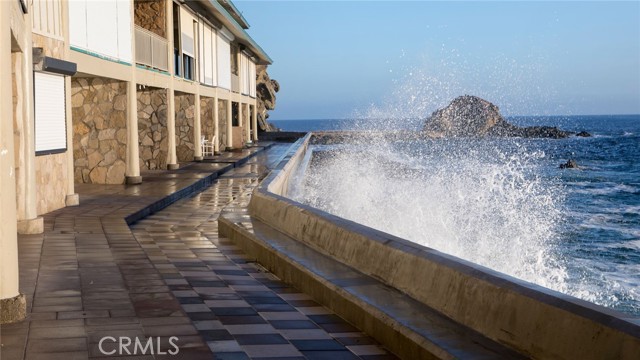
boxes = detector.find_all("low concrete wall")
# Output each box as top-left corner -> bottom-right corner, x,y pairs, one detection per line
249,134 -> 640,359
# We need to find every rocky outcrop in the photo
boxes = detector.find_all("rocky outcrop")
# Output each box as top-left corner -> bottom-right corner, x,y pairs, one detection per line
560,159 -> 579,169
424,95 -> 578,139
256,65 -> 279,132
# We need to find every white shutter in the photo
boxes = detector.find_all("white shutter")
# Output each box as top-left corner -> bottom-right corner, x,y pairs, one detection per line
203,25 -> 214,85
180,7 -> 196,57
198,21 -> 205,83
68,0 -> 87,49
86,0 -> 118,59
216,33 -> 231,90
34,72 -> 66,153
116,0 -> 132,62
249,60 -> 256,97
211,29 -> 217,86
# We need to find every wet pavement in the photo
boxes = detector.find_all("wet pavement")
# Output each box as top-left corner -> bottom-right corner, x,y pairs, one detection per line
0,143 -> 396,360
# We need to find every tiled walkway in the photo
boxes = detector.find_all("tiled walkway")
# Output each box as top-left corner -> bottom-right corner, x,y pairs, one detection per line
1,144 -> 396,360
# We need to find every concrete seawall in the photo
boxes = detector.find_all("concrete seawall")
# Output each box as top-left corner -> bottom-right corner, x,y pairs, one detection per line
225,134 -> 640,359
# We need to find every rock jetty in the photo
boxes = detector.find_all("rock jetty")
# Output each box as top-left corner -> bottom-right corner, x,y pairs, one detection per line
424,95 -> 588,138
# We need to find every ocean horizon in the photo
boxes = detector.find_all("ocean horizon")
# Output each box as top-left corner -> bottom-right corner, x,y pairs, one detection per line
272,114 -> 640,133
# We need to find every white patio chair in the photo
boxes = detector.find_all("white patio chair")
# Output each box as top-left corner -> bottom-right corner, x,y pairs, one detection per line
202,135 -> 215,157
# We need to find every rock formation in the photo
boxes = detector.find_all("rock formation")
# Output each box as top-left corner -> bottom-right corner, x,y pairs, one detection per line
256,65 -> 279,132
559,159 -> 579,169
423,95 -> 585,138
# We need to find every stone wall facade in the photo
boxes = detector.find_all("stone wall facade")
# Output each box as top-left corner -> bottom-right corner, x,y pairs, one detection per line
175,93 -> 195,163
200,97 -> 214,145
138,88 -> 168,170
134,0 -> 166,38
71,77 -> 128,184
218,99 -> 229,149
35,153 -> 68,215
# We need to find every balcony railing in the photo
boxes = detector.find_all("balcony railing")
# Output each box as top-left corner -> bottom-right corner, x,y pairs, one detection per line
135,25 -> 169,72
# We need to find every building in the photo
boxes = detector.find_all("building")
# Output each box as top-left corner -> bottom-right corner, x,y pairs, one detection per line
1,0 -> 271,323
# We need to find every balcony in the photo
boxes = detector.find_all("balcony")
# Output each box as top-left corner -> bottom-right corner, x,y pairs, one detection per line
135,25 -> 169,72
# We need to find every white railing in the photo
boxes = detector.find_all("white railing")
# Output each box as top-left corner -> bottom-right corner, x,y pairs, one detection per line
135,26 -> 169,72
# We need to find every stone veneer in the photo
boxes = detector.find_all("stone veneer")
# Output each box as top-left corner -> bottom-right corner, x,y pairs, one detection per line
138,88 -> 168,170
35,153 -> 68,214
72,77 -> 128,184
218,99 -> 229,149
175,93 -> 195,162
200,97 -> 215,146
134,0 -> 166,38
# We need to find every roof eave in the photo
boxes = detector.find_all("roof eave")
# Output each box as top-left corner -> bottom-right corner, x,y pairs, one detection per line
197,0 -> 273,65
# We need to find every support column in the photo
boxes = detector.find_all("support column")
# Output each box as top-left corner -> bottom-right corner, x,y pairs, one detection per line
193,93 -> 202,161
213,97 -> 220,154
125,0 -> 141,184
238,101 -> 245,146
63,0 -> 78,206
0,0 -> 26,323
244,103 -> 251,145
226,99 -> 233,150
64,75 -> 79,206
167,88 -> 178,169
252,103 -> 258,142
125,80 -> 142,184
15,22 -> 43,234
166,0 -> 178,170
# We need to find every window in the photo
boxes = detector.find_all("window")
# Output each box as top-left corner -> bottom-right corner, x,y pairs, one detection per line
34,72 -> 67,155
183,54 -> 193,80
232,102 -> 239,126
230,45 -> 239,75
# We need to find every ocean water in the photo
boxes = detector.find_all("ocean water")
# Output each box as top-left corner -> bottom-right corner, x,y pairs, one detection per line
282,115 -> 640,317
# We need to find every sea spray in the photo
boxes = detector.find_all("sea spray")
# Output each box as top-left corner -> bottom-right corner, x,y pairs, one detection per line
290,138 -> 569,292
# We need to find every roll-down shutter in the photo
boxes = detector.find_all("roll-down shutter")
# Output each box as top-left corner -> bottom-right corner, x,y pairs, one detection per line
34,72 -> 66,154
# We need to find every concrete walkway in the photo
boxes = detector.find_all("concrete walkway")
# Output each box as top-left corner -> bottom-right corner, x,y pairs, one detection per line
1,144 -> 396,360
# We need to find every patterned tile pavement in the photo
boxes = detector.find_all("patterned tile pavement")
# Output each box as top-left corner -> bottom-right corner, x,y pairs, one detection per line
130,147 -> 398,359
0,144 -> 397,360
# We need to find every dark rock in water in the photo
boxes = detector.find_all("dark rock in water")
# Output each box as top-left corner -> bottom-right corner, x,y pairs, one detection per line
559,159 -> 579,169
424,95 -> 573,138
424,95 -> 506,137
576,131 -> 592,137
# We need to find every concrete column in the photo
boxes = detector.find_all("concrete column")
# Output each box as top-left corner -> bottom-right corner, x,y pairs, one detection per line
244,103 -> 252,145
252,103 -> 258,142
239,101 -> 245,146
167,88 -> 178,169
165,0 -> 178,170
213,97 -> 220,154
0,0 -> 26,323
125,81 -> 142,184
64,75 -> 79,206
125,0 -> 141,184
63,0 -> 78,206
193,93 -> 203,161
226,99 -> 233,150
14,24 -> 43,234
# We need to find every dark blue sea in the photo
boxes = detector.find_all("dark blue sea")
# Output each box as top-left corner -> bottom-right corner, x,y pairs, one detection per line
278,115 -> 640,316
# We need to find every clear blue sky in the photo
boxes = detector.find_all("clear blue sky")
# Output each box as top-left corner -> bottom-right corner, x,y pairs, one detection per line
235,1 -> 640,120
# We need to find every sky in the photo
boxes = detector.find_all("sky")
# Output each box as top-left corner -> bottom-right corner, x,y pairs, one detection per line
234,1 -> 640,120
